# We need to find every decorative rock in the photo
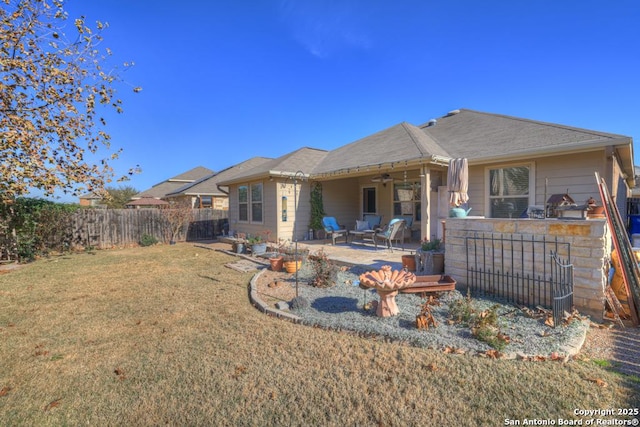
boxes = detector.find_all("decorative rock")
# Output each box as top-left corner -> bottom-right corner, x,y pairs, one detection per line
290,296 -> 309,310
275,301 -> 289,311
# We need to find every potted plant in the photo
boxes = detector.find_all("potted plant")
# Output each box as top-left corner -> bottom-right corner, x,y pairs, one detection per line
417,238 -> 444,274
247,230 -> 270,256
281,242 -> 309,274
232,232 -> 246,254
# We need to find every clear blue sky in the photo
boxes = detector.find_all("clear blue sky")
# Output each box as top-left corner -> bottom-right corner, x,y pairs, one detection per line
57,0 -> 640,201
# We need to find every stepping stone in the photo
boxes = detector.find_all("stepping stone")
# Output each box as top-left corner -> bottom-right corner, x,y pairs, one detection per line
225,260 -> 261,272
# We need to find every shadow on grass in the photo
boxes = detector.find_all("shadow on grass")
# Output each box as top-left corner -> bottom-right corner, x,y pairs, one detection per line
311,296 -> 359,314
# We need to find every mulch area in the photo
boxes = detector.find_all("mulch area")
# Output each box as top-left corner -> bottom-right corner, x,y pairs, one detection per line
254,268 -> 299,307
256,266 -> 640,375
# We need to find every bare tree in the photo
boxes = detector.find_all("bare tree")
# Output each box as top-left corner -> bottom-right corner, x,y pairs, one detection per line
160,201 -> 194,244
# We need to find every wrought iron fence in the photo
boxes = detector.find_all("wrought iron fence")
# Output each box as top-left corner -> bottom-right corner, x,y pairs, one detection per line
550,251 -> 574,327
465,233 -> 573,326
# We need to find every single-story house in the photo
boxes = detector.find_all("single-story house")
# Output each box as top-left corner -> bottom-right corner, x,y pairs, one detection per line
163,157 -> 272,210
132,166 -> 214,207
219,109 -> 635,243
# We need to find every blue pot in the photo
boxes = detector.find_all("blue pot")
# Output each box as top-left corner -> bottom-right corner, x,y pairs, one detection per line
251,242 -> 267,255
449,207 -> 472,218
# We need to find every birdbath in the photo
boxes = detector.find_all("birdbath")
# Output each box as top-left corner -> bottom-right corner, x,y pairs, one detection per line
359,265 -> 416,317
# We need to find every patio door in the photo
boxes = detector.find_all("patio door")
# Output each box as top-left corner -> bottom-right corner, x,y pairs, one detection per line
362,186 -> 377,218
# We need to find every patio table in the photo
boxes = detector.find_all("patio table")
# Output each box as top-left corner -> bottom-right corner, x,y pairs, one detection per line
348,229 -> 376,245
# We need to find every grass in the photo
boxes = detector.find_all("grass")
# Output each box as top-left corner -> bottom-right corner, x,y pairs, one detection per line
0,243 -> 638,426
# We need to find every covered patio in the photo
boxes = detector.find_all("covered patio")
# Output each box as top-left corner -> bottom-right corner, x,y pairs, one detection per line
300,238 -> 421,270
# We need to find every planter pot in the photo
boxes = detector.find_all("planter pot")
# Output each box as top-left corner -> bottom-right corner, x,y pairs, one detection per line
416,249 -> 444,274
251,242 -> 267,255
401,254 -> 416,272
234,242 -> 245,254
431,253 -> 444,274
269,256 -> 284,272
284,260 -> 302,274
587,206 -> 605,219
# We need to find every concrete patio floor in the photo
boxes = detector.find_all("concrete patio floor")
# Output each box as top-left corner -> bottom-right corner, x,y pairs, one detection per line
282,238 -> 422,271
215,236 -> 422,271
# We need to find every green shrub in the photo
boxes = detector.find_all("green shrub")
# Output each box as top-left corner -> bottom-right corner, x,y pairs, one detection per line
139,234 -> 158,247
0,197 -> 79,261
470,304 -> 509,351
448,289 -> 474,323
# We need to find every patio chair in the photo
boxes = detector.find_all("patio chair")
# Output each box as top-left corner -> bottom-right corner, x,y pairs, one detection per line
394,215 -> 413,242
363,214 -> 383,230
373,218 -> 406,252
322,216 -> 348,245
349,214 -> 383,243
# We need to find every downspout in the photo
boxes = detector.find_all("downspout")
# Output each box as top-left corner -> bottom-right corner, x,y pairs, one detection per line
216,184 -> 229,196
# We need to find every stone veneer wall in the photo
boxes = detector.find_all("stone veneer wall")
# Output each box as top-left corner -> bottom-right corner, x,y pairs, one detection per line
444,218 -> 611,320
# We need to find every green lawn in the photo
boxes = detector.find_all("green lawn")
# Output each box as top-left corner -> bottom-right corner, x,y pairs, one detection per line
0,243 -> 637,426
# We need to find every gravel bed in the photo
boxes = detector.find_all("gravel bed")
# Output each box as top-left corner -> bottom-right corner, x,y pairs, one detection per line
286,264 -> 589,359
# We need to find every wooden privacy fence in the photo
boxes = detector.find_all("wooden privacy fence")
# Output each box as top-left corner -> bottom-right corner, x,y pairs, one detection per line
72,208 -> 228,248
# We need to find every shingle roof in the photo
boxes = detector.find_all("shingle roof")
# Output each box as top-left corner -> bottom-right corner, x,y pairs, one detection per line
134,166 -> 214,199
135,181 -> 189,199
421,109 -> 630,162
311,122 -> 450,175
218,148 -> 328,184
169,166 -> 214,182
166,157 -> 272,196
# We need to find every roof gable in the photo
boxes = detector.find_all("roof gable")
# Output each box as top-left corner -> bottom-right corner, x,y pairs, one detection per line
312,122 -> 450,176
135,166 -> 215,199
219,148 -> 328,184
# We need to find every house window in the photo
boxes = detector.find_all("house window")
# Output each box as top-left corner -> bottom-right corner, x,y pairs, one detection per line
488,165 -> 531,218
197,196 -> 212,208
238,185 -> 248,221
251,183 -> 263,223
393,182 -> 421,222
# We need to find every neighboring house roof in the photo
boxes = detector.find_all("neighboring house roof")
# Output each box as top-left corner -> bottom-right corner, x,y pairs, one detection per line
312,122 -> 450,176
134,166 -> 214,199
421,109 -> 634,176
218,148 -> 328,185
169,166 -> 214,182
78,192 -> 102,200
165,157 -> 272,197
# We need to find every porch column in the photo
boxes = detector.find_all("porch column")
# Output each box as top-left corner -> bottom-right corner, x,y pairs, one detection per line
421,166 -> 430,243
